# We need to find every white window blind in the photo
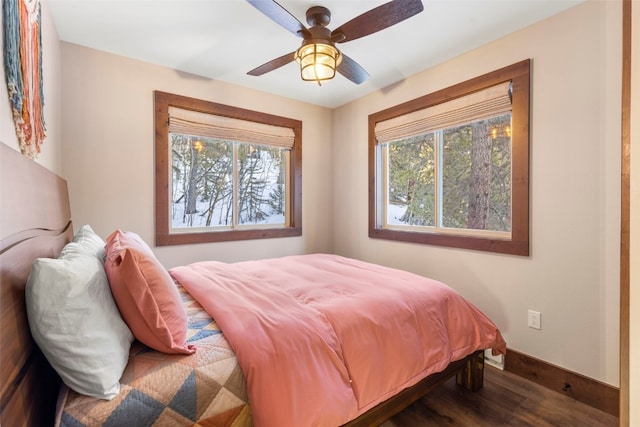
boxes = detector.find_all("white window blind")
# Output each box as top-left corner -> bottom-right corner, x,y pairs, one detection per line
168,106 -> 295,149
375,81 -> 512,144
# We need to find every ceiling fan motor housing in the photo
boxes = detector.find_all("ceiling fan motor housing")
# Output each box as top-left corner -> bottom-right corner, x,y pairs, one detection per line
306,6 -> 331,26
302,6 -> 337,48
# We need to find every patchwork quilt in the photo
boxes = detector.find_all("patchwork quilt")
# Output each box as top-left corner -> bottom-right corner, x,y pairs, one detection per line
55,284 -> 252,427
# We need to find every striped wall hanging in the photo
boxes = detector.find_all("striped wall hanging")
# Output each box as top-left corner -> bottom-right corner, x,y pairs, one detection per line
3,0 -> 46,158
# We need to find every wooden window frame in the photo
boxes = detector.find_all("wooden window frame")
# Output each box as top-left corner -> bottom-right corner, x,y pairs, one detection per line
154,91 -> 302,246
368,60 -> 530,256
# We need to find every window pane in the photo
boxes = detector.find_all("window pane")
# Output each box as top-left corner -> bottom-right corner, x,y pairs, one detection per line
369,60 -> 529,255
441,114 -> 511,231
156,91 -> 302,246
387,134 -> 435,226
170,134 -> 233,229
238,144 -> 287,225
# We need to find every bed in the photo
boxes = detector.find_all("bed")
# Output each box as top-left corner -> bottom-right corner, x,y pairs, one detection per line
0,141 -> 505,427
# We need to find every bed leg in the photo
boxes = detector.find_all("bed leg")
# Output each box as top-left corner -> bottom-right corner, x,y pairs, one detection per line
456,350 -> 484,391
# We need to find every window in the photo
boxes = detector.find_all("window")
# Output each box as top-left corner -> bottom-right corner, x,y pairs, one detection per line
369,60 -> 530,255
155,91 -> 302,246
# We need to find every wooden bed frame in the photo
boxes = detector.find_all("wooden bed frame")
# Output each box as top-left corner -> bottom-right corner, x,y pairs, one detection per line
0,143 -> 72,426
0,141 -> 483,426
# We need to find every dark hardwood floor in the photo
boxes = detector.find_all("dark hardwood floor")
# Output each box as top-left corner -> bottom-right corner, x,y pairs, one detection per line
381,366 -> 618,427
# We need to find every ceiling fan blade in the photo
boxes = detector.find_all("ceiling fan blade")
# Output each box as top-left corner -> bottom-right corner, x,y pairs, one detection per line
331,0 -> 424,43
247,51 -> 296,76
337,53 -> 370,85
247,0 -> 309,38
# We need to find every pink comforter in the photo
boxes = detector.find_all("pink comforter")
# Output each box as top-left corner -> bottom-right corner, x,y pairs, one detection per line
170,254 -> 505,427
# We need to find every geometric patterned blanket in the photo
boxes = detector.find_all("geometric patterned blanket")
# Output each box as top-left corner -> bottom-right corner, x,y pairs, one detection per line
55,284 -> 252,427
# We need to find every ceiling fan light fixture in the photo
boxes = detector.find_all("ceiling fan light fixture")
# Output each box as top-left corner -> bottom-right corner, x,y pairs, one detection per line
295,42 -> 341,85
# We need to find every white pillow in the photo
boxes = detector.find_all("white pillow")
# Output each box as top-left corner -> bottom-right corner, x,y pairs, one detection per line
25,225 -> 133,400
72,223 -> 107,260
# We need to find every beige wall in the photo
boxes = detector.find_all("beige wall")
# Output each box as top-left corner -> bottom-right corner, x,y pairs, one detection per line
59,43 -> 334,267
333,1 -> 621,386
0,1 -> 62,173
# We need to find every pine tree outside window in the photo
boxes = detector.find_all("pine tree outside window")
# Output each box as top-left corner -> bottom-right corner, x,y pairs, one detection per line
369,60 -> 530,255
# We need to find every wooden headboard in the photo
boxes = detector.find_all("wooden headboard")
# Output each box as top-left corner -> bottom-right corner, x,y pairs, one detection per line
0,143 -> 73,426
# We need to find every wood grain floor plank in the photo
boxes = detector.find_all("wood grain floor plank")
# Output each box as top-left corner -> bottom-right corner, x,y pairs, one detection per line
380,366 -> 618,427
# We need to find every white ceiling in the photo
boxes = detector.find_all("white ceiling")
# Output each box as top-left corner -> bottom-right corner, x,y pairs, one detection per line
47,0 -> 583,109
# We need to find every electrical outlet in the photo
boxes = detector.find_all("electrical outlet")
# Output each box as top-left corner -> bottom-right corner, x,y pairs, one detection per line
528,310 -> 541,330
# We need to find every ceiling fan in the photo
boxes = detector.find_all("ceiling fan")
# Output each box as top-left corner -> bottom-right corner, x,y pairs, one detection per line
246,0 -> 424,85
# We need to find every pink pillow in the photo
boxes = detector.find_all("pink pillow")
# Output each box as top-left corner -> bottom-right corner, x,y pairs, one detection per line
104,230 -> 195,355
